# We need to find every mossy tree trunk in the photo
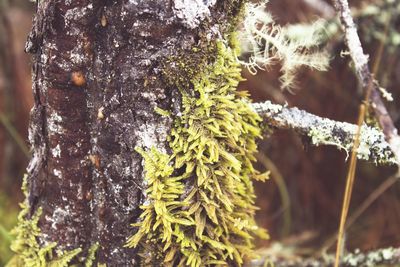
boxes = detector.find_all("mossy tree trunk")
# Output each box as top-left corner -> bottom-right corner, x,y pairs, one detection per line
22,0 -> 245,265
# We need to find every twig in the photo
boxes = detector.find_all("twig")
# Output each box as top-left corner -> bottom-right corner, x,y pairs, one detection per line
252,101 -> 396,165
319,172 -> 400,254
333,0 -> 400,164
332,1 -> 396,265
335,104 -> 365,267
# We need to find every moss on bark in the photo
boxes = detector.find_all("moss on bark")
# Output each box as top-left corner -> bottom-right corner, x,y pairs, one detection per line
126,34 -> 269,266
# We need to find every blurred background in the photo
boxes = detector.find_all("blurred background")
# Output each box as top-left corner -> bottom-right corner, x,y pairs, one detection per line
0,0 -> 399,265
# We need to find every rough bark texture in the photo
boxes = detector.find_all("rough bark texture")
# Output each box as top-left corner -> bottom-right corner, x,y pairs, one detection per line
25,0 -> 242,265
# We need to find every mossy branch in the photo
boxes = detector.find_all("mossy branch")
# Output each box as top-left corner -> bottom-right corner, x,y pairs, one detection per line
252,101 -> 396,165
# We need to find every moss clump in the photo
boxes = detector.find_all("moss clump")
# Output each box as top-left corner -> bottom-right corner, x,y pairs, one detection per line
126,39 -> 269,266
6,175 -> 98,267
162,44 -> 216,91
0,191 -> 18,265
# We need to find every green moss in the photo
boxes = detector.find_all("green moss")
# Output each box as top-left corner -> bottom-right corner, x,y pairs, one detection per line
161,43 -> 216,91
0,191 -> 18,265
154,107 -> 171,117
84,243 -> 100,267
6,175 -> 99,267
127,37 -> 269,266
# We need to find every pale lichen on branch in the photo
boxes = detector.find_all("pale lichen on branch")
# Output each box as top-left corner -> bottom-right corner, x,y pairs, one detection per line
333,0 -> 400,164
249,246 -> 400,267
252,101 -> 396,165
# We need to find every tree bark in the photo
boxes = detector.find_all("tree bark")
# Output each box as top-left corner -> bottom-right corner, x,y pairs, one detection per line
23,0 -> 243,265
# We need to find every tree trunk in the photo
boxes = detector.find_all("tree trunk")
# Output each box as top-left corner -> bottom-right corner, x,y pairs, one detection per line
14,0 -> 250,266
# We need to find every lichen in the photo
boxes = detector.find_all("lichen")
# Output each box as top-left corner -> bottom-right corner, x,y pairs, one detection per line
342,247 -> 399,267
238,1 -> 329,89
126,38 -> 269,266
6,175 -> 99,267
252,100 -> 396,165
173,0 -> 217,29
308,122 -> 396,164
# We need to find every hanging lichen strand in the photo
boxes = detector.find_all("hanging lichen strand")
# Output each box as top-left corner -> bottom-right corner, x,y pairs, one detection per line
126,39 -> 269,266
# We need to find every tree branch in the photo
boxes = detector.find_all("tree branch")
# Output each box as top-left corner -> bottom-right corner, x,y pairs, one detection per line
248,246 -> 400,267
252,101 -> 396,165
333,0 -> 400,164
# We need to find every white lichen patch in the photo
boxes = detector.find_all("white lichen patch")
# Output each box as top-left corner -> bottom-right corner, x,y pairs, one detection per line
252,101 -> 283,117
69,43 -> 88,65
47,206 -> 71,231
53,169 -> 62,178
252,101 -> 396,165
48,112 -> 64,134
64,4 -> 93,34
136,121 -> 169,151
338,0 -> 369,73
128,0 -> 138,5
40,42 -> 56,65
388,135 -> 400,163
141,91 -> 158,102
27,146 -> 45,175
77,183 -> 83,200
51,144 -> 61,158
173,0 -> 217,29
343,247 -> 398,267
308,121 -> 395,164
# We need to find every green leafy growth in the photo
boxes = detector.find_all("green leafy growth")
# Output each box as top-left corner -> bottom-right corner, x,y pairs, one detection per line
0,190 -> 18,265
154,107 -> 171,117
6,175 -> 98,267
85,243 -> 100,267
127,39 -> 269,266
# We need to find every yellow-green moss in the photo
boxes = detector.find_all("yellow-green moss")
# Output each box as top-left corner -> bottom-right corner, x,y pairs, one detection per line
84,243 -> 100,267
126,38 -> 269,266
161,43 -> 216,91
6,175 -> 99,267
0,191 -> 18,265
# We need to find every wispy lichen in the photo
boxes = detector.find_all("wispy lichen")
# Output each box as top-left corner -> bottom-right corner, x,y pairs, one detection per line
238,0 -> 329,89
126,40 -> 269,266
